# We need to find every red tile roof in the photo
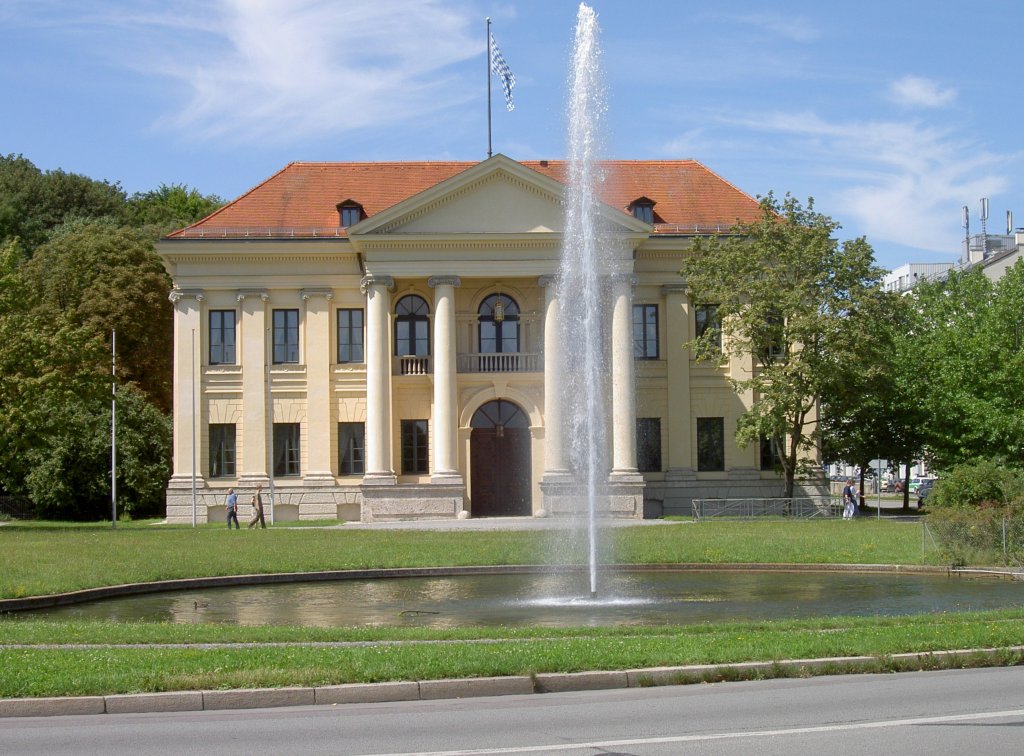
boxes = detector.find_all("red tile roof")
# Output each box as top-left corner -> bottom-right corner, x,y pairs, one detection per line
168,159 -> 761,238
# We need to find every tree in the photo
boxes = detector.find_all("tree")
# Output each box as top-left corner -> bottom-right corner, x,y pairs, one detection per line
819,290 -> 929,509
911,262 -> 1024,468
680,193 -> 884,497
124,183 -> 224,239
0,154 -> 126,253
20,219 -> 174,411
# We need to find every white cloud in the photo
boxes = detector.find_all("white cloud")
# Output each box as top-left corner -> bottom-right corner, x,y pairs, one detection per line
686,109 -> 1009,253
62,0 -> 483,143
887,75 -> 957,109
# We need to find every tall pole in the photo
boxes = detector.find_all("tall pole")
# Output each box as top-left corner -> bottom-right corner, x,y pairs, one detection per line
111,330 -> 117,529
486,17 -> 493,158
191,328 -> 196,528
266,326 -> 276,525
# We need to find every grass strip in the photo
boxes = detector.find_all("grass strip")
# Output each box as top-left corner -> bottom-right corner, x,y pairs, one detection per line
0,519 -> 926,599
1,610 -> 1022,698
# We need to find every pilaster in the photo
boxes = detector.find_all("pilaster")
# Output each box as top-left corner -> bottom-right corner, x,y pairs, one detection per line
662,284 -> 695,480
168,288 -> 205,487
237,288 -> 269,485
301,288 -> 336,484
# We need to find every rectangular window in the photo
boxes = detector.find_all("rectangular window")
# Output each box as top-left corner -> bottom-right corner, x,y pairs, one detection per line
764,313 -> 786,363
273,309 -> 300,364
636,418 -> 662,473
209,310 -> 236,365
337,309 -> 364,363
340,205 -> 361,227
401,419 -> 429,475
760,434 -> 781,471
632,304 -> 659,359
697,417 -> 725,472
208,424 -> 236,478
273,422 -> 301,477
338,422 -> 365,475
695,304 -> 722,351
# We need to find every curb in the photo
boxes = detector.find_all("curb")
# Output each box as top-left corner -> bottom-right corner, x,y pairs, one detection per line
3,646 -> 1022,719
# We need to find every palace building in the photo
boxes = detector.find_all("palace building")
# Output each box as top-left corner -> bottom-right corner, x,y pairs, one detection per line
159,154 -> 814,523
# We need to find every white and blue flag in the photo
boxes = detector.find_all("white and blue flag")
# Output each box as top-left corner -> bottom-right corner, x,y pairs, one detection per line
489,33 -> 516,111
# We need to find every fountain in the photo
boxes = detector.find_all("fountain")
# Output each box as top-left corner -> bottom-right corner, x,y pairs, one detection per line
553,3 -> 614,596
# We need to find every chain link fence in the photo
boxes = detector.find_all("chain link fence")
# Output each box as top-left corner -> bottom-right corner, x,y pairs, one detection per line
922,513 -> 1024,569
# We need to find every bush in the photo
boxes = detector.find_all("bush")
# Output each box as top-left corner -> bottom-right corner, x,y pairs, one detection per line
927,460 -> 1024,510
927,506 -> 1024,567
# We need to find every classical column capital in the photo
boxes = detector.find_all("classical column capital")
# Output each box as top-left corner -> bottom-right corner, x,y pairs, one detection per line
661,283 -> 687,296
360,274 -> 395,295
538,274 -> 559,288
236,288 -> 270,303
427,275 -> 461,289
300,288 -> 334,301
168,288 -> 204,304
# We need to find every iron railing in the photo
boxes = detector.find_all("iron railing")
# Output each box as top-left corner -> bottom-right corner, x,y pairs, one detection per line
692,496 -> 840,520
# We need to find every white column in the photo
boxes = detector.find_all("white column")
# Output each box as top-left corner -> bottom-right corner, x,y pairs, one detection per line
237,289 -> 269,486
168,289 -> 204,487
610,274 -> 638,475
301,288 -> 335,484
663,284 -> 694,478
539,275 -> 567,474
360,274 -> 396,484
428,275 -> 462,484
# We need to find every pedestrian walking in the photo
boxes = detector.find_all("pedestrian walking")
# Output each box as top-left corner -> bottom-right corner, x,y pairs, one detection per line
842,478 -> 858,520
225,488 -> 239,529
248,484 -> 266,529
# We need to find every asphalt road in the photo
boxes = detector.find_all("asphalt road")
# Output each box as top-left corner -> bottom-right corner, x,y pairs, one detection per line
3,667 -> 1023,755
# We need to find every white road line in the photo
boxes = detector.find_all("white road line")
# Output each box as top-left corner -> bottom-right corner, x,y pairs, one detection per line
367,708 -> 1024,755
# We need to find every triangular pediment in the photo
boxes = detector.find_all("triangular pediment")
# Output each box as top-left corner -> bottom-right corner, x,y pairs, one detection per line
348,154 -> 650,237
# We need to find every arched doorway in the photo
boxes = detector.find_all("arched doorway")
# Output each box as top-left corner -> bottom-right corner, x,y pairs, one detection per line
470,399 -> 532,517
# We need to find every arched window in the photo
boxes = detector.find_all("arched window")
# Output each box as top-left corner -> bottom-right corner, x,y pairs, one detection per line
478,294 -> 520,354
394,295 -> 430,356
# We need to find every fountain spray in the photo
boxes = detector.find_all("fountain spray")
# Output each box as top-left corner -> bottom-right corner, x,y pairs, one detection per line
557,3 -> 610,597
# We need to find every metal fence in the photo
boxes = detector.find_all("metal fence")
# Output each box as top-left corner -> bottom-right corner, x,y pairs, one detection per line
922,515 -> 1024,569
692,496 -> 840,520
0,495 -> 35,520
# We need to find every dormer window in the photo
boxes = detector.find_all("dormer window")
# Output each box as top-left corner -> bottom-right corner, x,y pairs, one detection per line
629,198 -> 655,224
338,201 -> 363,227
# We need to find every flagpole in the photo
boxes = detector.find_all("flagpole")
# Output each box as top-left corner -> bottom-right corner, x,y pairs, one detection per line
486,17 -> 493,159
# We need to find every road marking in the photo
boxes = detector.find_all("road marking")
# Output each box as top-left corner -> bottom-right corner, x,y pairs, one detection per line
368,708 -> 1024,755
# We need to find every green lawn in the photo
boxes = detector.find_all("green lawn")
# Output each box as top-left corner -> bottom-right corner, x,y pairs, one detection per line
0,519 -> 925,599
4,517 -> 1007,700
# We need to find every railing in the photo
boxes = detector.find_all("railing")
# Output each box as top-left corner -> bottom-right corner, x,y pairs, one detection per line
457,352 -> 542,373
398,356 -> 431,375
176,226 -> 347,238
692,496 -> 839,520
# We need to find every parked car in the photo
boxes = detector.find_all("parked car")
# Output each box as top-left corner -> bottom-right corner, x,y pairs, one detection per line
917,480 -> 935,508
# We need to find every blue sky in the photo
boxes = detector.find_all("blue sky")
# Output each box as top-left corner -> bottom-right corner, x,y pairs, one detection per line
2,0 -> 1020,270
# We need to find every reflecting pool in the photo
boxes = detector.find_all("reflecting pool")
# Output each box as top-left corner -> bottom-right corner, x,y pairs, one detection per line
16,569 -> 1023,628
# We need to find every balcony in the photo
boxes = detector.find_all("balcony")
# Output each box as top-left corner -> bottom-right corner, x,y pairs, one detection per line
394,352 -> 543,376
457,352 -> 542,373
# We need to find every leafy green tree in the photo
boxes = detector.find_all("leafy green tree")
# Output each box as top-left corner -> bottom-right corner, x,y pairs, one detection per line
20,219 -> 173,411
680,193 -> 884,497
0,154 -> 126,253
125,183 -> 224,238
820,290 -> 929,509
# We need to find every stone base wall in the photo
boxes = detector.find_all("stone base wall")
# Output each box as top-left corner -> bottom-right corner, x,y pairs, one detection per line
539,476 -> 645,520
643,473 -> 830,519
166,484 -> 363,524
360,484 -> 465,522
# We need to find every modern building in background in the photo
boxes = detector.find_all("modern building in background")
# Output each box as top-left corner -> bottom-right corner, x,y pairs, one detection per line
159,155 -> 824,523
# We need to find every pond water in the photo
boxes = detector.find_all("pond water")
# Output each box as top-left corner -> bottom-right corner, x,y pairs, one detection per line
17,569 -> 1023,628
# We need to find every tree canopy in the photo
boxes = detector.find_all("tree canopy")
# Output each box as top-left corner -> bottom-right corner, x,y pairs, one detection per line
680,193 -> 885,497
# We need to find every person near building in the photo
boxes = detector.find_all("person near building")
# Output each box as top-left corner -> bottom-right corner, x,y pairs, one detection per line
225,488 -> 239,529
248,484 -> 266,529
